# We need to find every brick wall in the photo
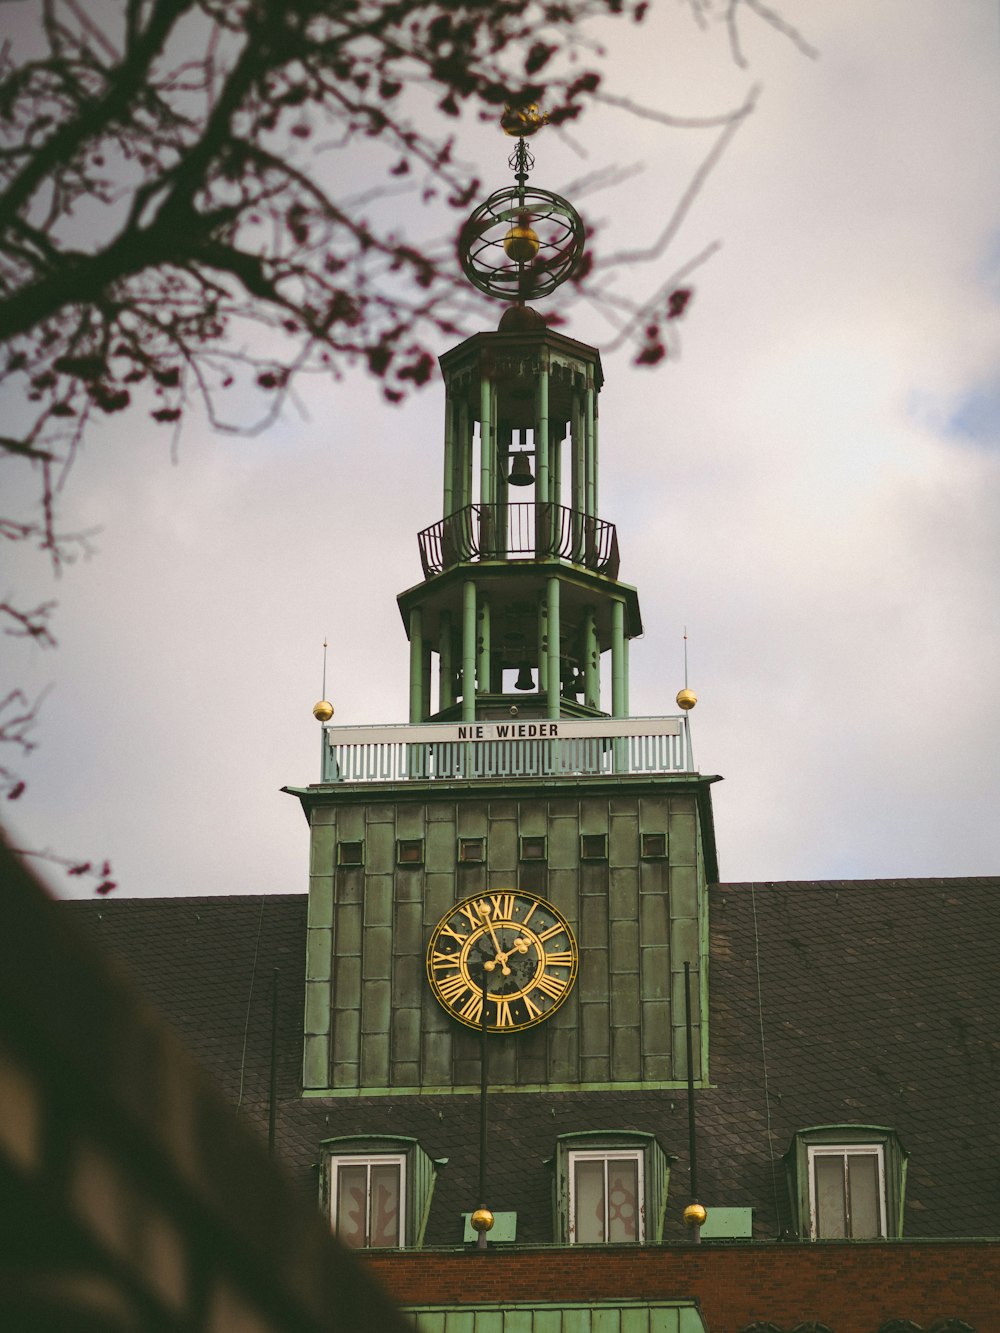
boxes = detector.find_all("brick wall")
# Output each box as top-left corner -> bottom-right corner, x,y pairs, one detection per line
365,1242 -> 1000,1333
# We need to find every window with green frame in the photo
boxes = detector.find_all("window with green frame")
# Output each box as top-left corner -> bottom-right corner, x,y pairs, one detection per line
320,1135 -> 445,1249
550,1130 -> 673,1244
784,1125 -> 908,1239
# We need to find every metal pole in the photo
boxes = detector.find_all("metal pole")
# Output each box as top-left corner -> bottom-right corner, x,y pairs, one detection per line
478,974 -> 489,1250
684,960 -> 701,1242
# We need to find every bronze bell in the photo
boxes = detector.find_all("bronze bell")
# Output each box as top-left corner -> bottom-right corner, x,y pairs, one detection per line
514,662 -> 535,691
507,452 -> 534,487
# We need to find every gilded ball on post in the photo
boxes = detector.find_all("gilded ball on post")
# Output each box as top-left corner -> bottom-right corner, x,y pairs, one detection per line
503,222 -> 540,263
683,1202 -> 708,1228
470,1207 -> 495,1233
312,700 -> 334,722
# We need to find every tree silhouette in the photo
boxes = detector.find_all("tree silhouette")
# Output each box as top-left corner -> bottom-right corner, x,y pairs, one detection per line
0,0 -> 811,822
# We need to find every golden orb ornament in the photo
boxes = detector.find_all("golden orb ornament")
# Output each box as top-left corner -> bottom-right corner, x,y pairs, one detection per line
470,1207 -> 495,1233
503,222 -> 540,263
500,103 -> 546,136
676,688 -> 697,712
683,1202 -> 708,1228
312,699 -> 334,723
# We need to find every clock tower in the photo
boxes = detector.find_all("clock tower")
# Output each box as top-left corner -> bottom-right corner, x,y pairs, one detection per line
286,115 -> 719,1248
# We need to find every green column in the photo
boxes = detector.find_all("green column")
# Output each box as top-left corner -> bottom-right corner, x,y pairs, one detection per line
477,593 -> 491,697
585,372 -> 596,520
546,576 -> 560,720
458,399 -> 471,510
572,390 -> 586,514
462,580 -> 477,721
583,605 -> 600,710
409,605 -> 424,723
536,354 -> 550,504
479,372 -> 492,507
439,610 -> 454,710
550,420 -> 561,510
622,633 -> 629,716
592,386 -> 600,515
611,598 -> 626,718
421,642 -> 432,719
571,390 -> 585,563
537,595 -> 548,697
443,393 -> 455,517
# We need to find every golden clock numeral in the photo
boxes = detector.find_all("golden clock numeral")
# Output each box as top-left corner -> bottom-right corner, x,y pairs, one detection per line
489,892 -> 515,920
458,902 -> 482,929
544,951 -> 574,969
523,993 -> 542,1021
430,950 -> 461,970
521,901 -> 538,926
437,972 -> 469,1004
537,923 -> 565,943
535,972 -> 567,1000
459,991 -> 483,1024
492,997 -> 515,1027
439,923 -> 468,944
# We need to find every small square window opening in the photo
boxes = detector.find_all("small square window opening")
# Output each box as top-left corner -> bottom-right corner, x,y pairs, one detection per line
519,835 -> 547,861
640,833 -> 667,859
337,840 -> 365,867
396,839 -> 424,865
580,834 -> 608,861
458,837 -> 486,863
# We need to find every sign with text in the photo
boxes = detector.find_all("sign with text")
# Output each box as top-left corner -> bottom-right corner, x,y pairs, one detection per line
325,717 -> 682,747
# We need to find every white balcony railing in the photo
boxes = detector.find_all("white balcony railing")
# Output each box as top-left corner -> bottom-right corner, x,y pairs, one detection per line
320,717 -> 693,784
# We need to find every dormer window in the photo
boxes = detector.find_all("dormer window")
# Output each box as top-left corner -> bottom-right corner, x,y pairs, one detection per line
321,1135 -> 444,1250
551,1131 -> 673,1245
785,1125 -> 908,1240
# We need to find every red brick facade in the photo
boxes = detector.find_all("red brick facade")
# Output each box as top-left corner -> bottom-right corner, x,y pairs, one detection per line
365,1242 -> 1000,1333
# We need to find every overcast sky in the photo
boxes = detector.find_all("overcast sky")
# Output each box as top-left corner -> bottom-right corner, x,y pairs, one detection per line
5,1 -> 999,899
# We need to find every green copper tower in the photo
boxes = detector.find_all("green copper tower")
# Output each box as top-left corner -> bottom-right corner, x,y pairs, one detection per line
290,117 -> 717,1127
399,120 -> 640,726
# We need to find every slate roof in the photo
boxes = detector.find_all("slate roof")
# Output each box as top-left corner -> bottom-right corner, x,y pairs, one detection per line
65,876 -> 1000,1242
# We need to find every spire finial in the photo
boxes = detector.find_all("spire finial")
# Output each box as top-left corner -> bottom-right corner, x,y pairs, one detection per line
457,106 -> 584,305
677,628 -> 697,712
313,637 -> 334,723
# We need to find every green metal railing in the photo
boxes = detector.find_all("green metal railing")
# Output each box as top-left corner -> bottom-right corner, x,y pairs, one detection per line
320,718 -> 691,784
417,502 -> 620,580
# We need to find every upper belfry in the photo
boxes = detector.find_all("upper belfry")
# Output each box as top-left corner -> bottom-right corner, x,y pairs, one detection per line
396,112 -> 643,724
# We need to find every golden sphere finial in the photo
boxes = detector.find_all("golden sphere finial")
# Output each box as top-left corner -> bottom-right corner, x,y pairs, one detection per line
313,699 -> 334,723
470,1207 -> 495,1233
676,688 -> 697,712
683,1202 -> 708,1229
503,218 -> 540,263
500,103 -> 546,137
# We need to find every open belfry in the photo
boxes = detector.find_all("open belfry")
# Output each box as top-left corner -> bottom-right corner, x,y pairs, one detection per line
286,111 -> 715,1257
52,109 -> 1000,1333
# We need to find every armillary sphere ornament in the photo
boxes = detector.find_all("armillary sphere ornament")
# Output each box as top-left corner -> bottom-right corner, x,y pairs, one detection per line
458,105 -> 586,304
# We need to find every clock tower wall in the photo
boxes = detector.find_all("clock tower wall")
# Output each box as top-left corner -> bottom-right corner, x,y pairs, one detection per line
301,774 -> 715,1097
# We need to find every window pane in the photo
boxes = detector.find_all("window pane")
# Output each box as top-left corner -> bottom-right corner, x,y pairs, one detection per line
847,1153 -> 881,1238
336,1164 -> 368,1248
369,1163 -> 402,1247
574,1158 -> 606,1243
607,1157 -> 640,1242
814,1155 -> 847,1238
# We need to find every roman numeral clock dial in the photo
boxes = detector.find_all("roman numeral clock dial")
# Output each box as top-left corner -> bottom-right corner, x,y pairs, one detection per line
426,891 -> 579,1032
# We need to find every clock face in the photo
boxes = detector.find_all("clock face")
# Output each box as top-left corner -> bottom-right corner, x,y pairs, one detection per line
426,890 -> 578,1032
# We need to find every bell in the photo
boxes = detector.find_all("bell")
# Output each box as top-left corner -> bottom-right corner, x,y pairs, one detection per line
507,452 -> 534,487
514,662 -> 535,691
